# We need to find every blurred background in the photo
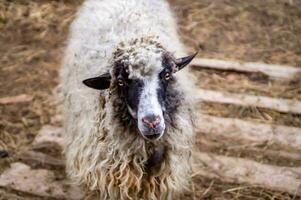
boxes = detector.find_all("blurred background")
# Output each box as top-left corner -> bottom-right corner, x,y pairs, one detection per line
0,0 -> 300,199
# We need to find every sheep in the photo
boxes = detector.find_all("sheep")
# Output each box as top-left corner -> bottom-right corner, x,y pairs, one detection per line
60,0 -> 198,199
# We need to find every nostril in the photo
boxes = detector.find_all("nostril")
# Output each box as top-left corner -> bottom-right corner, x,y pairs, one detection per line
142,117 -> 153,129
142,115 -> 161,129
153,116 -> 161,126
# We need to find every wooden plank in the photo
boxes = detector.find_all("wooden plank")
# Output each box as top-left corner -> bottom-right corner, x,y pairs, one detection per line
192,152 -> 301,196
196,89 -> 301,114
0,162 -> 83,199
196,115 -> 301,150
192,58 -> 301,80
0,94 -> 33,105
197,137 -> 301,162
18,150 -> 64,168
33,125 -> 64,148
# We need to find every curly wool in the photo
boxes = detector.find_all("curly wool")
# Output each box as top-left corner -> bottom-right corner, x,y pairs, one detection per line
63,95 -> 194,199
60,0 -> 197,199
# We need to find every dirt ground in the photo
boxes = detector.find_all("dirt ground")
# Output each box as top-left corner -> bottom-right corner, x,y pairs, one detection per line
0,0 -> 301,199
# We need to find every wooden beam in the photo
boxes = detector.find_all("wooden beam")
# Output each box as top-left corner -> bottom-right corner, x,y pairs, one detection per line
192,152 -> 301,196
196,89 -> 301,114
33,125 -> 64,148
196,137 -> 301,162
196,115 -> 301,151
0,162 -> 83,199
0,94 -> 33,105
18,150 -> 64,168
192,58 -> 301,80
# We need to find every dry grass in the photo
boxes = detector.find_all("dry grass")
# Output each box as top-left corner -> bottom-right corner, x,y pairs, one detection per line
0,0 -> 300,199
200,102 -> 301,127
0,0 -> 78,173
193,68 -> 301,101
173,0 -> 301,66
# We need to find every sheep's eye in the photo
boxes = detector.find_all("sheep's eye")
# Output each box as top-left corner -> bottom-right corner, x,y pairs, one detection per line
164,73 -> 171,80
118,79 -> 124,86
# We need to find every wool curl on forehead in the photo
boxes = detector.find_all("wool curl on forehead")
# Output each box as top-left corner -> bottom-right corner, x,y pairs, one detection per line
112,36 -> 168,78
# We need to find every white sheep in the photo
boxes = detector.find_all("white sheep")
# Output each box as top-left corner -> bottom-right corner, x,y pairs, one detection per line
60,0 -> 197,199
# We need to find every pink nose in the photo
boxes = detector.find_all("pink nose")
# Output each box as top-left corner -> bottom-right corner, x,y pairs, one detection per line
142,115 -> 161,129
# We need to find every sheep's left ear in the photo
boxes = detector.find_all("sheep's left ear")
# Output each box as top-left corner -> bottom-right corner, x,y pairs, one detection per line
174,52 -> 198,72
82,72 -> 111,90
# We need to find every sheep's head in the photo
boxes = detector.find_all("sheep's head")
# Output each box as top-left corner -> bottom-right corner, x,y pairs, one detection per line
83,37 -> 197,141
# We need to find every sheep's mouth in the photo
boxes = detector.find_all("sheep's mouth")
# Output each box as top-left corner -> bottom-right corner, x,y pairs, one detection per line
141,134 -> 162,141
138,128 -> 164,141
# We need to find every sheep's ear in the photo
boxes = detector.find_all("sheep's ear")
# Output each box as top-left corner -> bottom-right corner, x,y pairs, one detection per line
83,72 -> 111,90
174,52 -> 198,72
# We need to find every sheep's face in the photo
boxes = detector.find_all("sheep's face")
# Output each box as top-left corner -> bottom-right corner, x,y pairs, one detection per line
113,60 -> 166,140
83,37 -> 197,140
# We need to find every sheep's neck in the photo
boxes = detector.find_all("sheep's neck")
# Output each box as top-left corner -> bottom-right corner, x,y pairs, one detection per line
145,145 -> 165,172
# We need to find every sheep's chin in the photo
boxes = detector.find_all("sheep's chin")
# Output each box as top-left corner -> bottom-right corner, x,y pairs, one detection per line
138,129 -> 165,141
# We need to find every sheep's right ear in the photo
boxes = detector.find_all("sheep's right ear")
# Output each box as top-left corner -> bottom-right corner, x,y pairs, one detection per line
83,72 -> 111,90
